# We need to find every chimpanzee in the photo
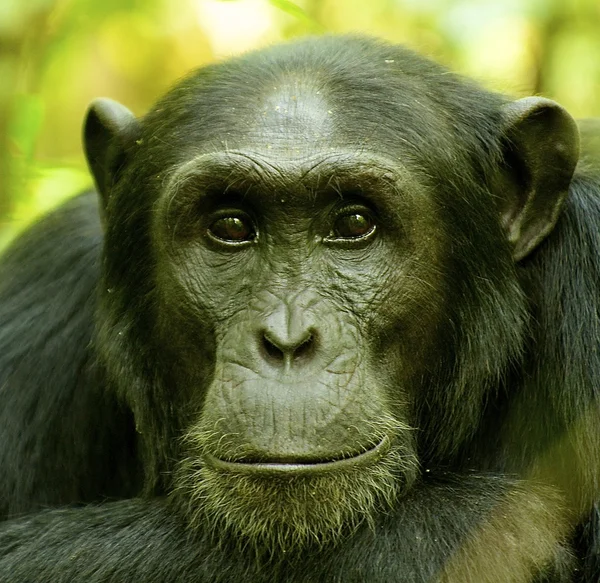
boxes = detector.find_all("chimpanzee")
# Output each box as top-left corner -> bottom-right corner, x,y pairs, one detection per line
0,35 -> 599,582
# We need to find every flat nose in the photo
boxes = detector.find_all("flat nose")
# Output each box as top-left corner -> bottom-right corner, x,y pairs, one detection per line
258,304 -> 317,367
261,328 -> 316,365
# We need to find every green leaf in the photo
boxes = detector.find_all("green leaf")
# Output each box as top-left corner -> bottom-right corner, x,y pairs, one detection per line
268,0 -> 323,30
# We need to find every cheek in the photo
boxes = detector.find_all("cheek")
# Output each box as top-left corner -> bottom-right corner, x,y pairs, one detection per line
357,253 -> 447,394
155,244 -> 262,325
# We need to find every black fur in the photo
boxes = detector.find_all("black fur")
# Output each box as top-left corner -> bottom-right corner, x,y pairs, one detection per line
0,478 -> 575,582
0,35 -> 599,582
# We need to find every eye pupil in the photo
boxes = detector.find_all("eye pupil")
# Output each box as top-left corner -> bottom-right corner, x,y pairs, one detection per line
334,213 -> 374,238
210,216 -> 254,242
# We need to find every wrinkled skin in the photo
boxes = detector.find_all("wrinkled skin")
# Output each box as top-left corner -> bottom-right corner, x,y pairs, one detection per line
159,147 -> 438,548
0,35 -> 599,582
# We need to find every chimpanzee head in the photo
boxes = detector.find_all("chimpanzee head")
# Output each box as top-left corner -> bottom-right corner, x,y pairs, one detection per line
83,36 -> 579,551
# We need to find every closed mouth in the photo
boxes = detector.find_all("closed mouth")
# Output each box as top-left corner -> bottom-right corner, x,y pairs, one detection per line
204,435 -> 391,476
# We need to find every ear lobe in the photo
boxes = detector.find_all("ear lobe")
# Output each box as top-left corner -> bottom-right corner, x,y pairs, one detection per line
83,98 -> 140,210
496,97 -> 580,261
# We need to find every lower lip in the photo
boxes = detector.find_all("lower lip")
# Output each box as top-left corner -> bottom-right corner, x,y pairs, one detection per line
204,436 -> 391,476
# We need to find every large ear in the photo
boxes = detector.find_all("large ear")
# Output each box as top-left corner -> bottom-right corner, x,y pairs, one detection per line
83,98 -> 141,211
496,97 -> 580,261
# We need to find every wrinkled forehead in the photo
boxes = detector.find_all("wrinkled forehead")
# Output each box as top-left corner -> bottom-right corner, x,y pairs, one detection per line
249,81 -> 337,154
150,76 -> 429,202
143,63 -> 450,181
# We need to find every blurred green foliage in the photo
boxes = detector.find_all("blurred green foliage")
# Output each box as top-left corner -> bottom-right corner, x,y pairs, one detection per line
0,0 -> 599,249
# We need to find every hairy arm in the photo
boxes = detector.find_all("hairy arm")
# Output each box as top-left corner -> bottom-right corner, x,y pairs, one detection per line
0,477 -> 573,583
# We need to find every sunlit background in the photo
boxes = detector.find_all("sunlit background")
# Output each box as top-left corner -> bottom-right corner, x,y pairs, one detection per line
1,0 -> 599,248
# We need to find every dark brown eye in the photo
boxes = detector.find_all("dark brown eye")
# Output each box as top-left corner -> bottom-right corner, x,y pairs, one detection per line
209,215 -> 255,243
332,212 -> 375,239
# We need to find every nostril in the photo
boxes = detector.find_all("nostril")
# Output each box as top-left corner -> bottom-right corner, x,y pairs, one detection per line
293,333 -> 314,360
260,330 -> 316,365
262,334 -> 285,362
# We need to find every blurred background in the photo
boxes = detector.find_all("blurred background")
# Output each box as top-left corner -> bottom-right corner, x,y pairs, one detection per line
0,0 -> 599,248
